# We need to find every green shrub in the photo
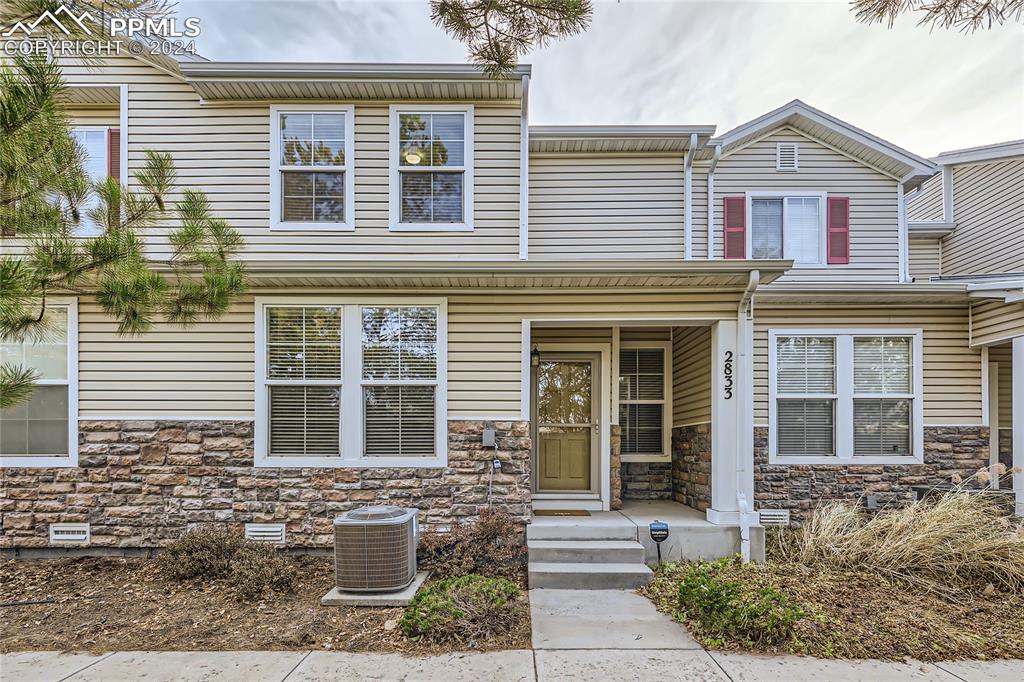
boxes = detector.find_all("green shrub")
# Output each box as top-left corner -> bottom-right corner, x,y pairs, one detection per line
677,560 -> 804,646
158,527 -> 244,580
417,510 -> 526,581
228,543 -> 296,602
400,574 -> 524,645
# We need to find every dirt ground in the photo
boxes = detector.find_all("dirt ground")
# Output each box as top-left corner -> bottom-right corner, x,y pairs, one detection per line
0,557 -> 531,654
642,560 -> 1024,661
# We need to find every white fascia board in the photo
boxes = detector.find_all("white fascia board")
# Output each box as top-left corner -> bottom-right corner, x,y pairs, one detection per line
179,62 -> 531,80
908,221 -> 956,239
934,140 -> 1024,166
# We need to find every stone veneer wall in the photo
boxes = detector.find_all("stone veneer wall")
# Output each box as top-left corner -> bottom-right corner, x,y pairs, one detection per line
1,419 -> 531,550
671,423 -> 712,511
620,462 -> 672,500
998,428 -> 1013,471
610,425 -> 623,510
754,425 -> 990,521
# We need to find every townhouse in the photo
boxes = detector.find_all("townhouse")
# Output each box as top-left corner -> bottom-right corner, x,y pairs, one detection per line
1,51 -> 1021,578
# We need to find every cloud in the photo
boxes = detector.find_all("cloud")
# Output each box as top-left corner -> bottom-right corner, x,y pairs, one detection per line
176,0 -> 1024,156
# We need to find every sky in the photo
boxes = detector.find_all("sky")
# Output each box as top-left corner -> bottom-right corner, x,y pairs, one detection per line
174,0 -> 1024,157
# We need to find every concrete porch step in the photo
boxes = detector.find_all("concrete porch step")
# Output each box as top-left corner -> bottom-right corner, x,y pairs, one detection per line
527,539 -> 646,564
528,562 -> 654,589
526,515 -> 638,542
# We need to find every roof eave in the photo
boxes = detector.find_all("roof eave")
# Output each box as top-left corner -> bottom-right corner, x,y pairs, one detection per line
178,62 -> 531,81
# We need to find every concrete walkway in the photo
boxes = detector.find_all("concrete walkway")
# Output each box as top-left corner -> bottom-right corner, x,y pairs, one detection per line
2,590 -> 1022,680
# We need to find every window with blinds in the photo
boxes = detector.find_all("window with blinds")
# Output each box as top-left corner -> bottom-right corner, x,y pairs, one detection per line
618,347 -> 668,457
0,306 -> 71,459
853,336 -> 912,456
771,331 -> 919,463
775,336 -> 835,456
751,196 -> 821,264
362,307 -> 438,457
265,306 -> 342,457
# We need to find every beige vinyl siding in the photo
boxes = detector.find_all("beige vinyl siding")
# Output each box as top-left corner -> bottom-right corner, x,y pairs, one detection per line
56,56 -> 522,261
672,325 -> 711,426
78,296 -> 255,417
970,300 -> 1024,346
754,305 -> 981,425
620,328 -> 672,342
909,239 -> 941,280
70,110 -> 120,128
990,343 -> 1013,427
713,128 -> 900,282
942,158 -> 1024,276
907,173 -> 944,221
528,155 -> 684,259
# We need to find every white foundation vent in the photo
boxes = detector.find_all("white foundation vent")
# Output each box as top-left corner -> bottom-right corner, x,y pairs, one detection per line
245,523 -> 286,543
49,523 -> 90,544
776,142 -> 799,171
759,509 -> 791,527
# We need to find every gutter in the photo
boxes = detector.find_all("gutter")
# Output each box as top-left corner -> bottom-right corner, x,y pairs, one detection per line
529,125 -> 716,140
908,221 -> 956,239
178,62 -> 532,80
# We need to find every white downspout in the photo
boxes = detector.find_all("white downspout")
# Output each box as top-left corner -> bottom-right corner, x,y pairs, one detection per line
518,74 -> 530,260
707,143 -> 721,259
683,133 -> 697,259
737,270 -> 759,562
898,172 -> 915,284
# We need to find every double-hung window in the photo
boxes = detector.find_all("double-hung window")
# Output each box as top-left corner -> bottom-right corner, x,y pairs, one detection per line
618,343 -> 672,461
0,300 -> 78,468
390,105 -> 474,231
256,298 -> 447,468
769,329 -> 922,464
270,105 -> 355,230
70,128 -> 110,236
750,195 -> 824,264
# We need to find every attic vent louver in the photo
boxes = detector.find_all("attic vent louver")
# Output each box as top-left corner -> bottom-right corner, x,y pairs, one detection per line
759,509 -> 791,527
776,143 -> 798,171
245,523 -> 286,543
49,523 -> 90,544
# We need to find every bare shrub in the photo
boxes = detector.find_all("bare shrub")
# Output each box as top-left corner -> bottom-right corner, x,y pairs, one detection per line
400,574 -> 525,645
417,509 -> 527,581
158,527 -> 244,580
773,489 -> 1024,598
228,543 -> 296,602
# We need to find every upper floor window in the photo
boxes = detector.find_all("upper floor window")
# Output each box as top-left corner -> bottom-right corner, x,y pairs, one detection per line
768,329 -> 922,465
723,194 -> 849,264
270,105 -> 355,231
618,343 -> 672,461
0,300 -> 78,468
389,105 -> 474,231
255,298 -> 447,468
71,128 -> 112,236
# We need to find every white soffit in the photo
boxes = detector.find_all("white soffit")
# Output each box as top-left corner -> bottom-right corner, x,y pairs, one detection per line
529,125 -> 716,154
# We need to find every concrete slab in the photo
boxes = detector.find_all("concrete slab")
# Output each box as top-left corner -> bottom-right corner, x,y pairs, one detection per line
619,500 -> 766,563
62,651 -> 308,681
0,651 -> 112,681
288,650 -> 534,681
709,652 -> 957,681
529,588 -> 699,650
321,571 -> 429,607
535,649 -> 727,681
934,660 -> 1024,682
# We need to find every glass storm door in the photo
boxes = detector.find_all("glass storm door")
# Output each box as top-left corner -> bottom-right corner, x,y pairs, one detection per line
536,356 -> 597,491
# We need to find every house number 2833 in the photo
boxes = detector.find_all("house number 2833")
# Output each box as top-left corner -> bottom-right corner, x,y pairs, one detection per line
723,351 -> 734,399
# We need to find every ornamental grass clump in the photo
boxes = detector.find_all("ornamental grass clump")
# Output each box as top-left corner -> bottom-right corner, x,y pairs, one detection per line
773,486 -> 1024,598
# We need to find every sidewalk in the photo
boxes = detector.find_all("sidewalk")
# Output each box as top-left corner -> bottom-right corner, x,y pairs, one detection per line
2,590 -> 1021,681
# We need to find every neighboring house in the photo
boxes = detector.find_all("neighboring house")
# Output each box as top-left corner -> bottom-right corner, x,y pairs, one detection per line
1,53 -> 1021,584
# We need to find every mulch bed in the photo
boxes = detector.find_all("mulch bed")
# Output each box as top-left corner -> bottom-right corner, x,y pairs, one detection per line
0,557 -> 530,654
641,561 -> 1024,661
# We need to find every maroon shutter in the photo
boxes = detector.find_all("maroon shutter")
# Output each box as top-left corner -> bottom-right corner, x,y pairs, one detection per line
827,196 -> 850,264
107,128 -> 120,182
723,196 -> 746,259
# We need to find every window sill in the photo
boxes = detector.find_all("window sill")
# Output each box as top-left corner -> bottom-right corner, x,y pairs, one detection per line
269,222 -> 355,232
256,455 -> 447,469
0,456 -> 77,468
769,455 -> 922,466
621,454 -> 671,464
389,223 -> 473,232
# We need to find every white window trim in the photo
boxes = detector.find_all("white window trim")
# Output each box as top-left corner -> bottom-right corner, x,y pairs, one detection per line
768,327 -> 924,466
269,104 -> 356,232
254,296 -> 448,468
619,340 -> 673,463
745,191 -> 828,267
388,104 -> 474,232
1,298 -> 79,468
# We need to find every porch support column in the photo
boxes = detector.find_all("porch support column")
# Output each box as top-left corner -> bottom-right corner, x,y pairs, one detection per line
708,319 -> 741,524
1013,336 -> 1023,517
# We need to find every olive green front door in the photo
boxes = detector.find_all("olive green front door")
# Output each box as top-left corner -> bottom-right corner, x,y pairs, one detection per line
536,355 -> 597,492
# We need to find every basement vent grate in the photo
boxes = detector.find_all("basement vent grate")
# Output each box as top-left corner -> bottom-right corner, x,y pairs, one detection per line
245,523 -> 286,543
759,509 -> 791,527
776,142 -> 799,171
49,523 -> 90,544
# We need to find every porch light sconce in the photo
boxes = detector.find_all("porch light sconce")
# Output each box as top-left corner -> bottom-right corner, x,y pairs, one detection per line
530,345 -> 541,367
